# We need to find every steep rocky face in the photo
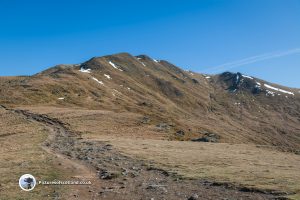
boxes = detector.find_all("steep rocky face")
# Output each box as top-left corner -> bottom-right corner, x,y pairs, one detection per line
217,72 -> 259,93
216,71 -> 298,97
0,53 -> 299,152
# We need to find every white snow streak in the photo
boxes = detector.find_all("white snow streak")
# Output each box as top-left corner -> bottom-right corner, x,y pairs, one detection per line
79,68 -> 91,73
108,61 -> 123,71
242,74 -> 253,79
104,74 -> 111,79
235,74 -> 240,84
92,77 -> 104,85
264,84 -> 294,95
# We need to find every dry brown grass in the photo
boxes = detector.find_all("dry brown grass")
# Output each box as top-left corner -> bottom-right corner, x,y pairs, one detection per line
1,53 -> 300,153
1,53 -> 300,199
98,137 -> 300,198
0,109 -> 71,199
18,106 -> 300,199
19,106 -> 168,140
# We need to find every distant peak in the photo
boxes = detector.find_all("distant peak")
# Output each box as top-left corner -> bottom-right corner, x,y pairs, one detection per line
136,55 -> 161,63
136,55 -> 152,60
110,52 -> 133,57
88,52 -> 134,62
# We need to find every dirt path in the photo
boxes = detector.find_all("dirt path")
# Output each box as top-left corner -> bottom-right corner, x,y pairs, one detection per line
6,107 -> 284,200
41,134 -> 101,200
6,108 -> 102,200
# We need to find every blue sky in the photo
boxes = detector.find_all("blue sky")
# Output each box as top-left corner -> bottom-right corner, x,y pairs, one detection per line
0,0 -> 299,87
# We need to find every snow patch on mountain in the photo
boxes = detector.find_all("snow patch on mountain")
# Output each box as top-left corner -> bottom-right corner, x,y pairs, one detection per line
108,61 -> 123,71
242,74 -> 253,79
264,84 -> 294,95
235,74 -> 240,84
92,77 -> 104,85
79,68 -> 91,73
104,74 -> 111,79
266,90 -> 275,96
135,57 -> 146,66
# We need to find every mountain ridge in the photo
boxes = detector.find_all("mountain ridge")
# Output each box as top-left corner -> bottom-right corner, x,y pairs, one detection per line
0,52 -> 299,153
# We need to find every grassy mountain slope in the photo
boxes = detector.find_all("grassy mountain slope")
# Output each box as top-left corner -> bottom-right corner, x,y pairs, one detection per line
0,52 -> 299,152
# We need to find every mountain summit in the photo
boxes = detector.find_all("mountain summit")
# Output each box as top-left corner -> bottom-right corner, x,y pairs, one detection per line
1,53 -> 299,152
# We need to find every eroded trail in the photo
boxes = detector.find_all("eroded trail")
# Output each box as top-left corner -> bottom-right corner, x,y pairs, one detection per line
10,108 -> 102,200
7,106 -> 281,200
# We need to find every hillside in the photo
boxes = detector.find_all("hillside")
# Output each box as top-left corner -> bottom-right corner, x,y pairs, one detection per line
0,53 -> 300,153
1,52 -> 300,199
